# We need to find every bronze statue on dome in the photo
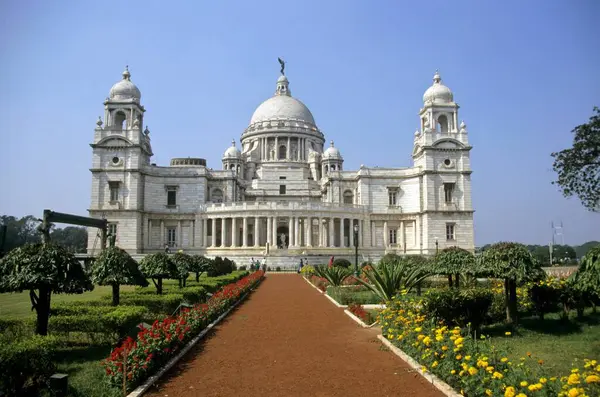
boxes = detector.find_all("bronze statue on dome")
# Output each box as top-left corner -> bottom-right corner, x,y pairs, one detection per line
278,57 -> 285,75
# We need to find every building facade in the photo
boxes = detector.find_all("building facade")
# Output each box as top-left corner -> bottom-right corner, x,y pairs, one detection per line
87,66 -> 474,266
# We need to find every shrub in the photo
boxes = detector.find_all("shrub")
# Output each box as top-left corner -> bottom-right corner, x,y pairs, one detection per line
422,288 -> 493,332
314,265 -> 352,286
139,253 -> 178,295
48,305 -> 148,338
356,259 -> 429,302
239,265 -> 247,270
309,275 -> 328,292
181,286 -> 208,304
207,256 -> 235,277
527,278 -> 562,320
333,258 -> 351,268
101,293 -> 183,315
0,335 -> 59,396
348,303 -> 372,324
301,264 -> 315,276
276,266 -> 281,272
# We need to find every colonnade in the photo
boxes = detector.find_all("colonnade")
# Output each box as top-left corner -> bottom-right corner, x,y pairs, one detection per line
203,216 -> 363,249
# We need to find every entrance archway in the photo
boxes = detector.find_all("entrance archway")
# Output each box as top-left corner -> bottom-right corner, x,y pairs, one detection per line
276,225 -> 289,248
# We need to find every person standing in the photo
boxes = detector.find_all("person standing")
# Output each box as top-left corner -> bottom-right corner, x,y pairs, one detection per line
298,258 -> 303,273
328,255 -> 335,268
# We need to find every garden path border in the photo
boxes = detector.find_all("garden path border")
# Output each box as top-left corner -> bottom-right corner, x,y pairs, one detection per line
343,309 -> 379,328
302,276 -> 386,309
126,280 -> 262,397
302,275 -> 324,294
377,335 -> 461,397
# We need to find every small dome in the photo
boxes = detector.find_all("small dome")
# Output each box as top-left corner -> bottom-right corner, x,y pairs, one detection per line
109,66 -> 141,101
423,71 -> 453,104
323,140 -> 343,160
223,140 -> 241,159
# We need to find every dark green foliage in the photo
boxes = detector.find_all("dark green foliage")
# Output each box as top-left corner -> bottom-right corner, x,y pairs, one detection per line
0,243 -> 93,335
528,283 -> 561,320
190,255 -> 210,281
101,293 -> 186,314
479,242 -> 543,324
48,305 -> 148,338
138,253 -> 178,295
181,286 -> 208,303
356,259 -> 430,302
326,286 -> 382,305
422,288 -> 493,332
571,245 -> 600,292
239,265 -> 247,270
0,335 -> 60,396
207,256 -> 235,277
276,266 -> 281,272
313,265 -> 352,286
333,258 -> 352,268
171,252 -> 193,287
379,253 -> 401,266
91,247 -> 148,305
433,246 -> 476,288
551,106 -> 600,211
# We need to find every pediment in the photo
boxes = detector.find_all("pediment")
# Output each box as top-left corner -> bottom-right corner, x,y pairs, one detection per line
97,136 -> 133,147
431,138 -> 465,149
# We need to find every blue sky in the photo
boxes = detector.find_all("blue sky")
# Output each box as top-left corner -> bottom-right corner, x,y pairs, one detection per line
1,0 -> 598,246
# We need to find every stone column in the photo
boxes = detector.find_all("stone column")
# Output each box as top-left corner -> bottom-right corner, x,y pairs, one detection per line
266,217 -> 272,245
203,219 -> 208,247
350,219 -> 355,247
414,218 -> 419,251
231,217 -> 237,247
220,218 -> 226,247
254,217 -> 259,247
272,216 -> 278,248
211,218 -> 216,247
160,220 -> 165,246
339,218 -> 344,247
242,217 -> 248,247
294,217 -> 300,247
383,221 -> 388,248
328,218 -> 334,247
288,217 -> 293,247
147,219 -> 151,248
398,222 -> 404,250
306,217 -> 312,247
177,220 -> 182,248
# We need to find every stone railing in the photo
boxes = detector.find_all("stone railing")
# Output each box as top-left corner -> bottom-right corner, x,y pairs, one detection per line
200,201 -> 366,215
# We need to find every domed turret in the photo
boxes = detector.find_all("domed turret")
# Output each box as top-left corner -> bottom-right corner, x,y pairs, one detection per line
223,140 -> 241,159
323,140 -> 343,160
423,71 -> 453,105
109,66 -> 141,101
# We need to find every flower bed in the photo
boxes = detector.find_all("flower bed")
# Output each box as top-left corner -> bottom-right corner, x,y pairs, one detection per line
380,295 -> 600,397
101,270 -> 264,392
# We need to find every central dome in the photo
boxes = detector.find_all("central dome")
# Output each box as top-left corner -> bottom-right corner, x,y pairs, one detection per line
250,95 -> 316,126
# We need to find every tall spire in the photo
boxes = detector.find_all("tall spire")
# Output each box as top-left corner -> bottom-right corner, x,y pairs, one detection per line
122,65 -> 131,80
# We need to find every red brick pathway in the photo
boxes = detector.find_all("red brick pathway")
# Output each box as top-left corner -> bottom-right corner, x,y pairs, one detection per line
145,274 -> 444,397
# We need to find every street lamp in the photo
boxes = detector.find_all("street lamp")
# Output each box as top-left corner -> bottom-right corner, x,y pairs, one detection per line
435,237 -> 439,254
353,224 -> 359,278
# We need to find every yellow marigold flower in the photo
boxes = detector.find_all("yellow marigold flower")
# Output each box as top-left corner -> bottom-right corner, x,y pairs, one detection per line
486,366 -> 494,372
421,365 -> 427,373
520,381 -> 528,387
567,388 -> 579,397
442,345 -> 448,351
595,365 -> 600,371
486,390 -> 493,396
538,359 -> 544,365
516,394 -> 527,397
585,374 -> 600,383
493,371 -> 504,379
501,357 -> 509,363
459,370 -> 465,377
452,329 -> 461,335
528,383 -> 543,391
568,373 -> 580,385
418,334 -> 425,341
505,386 -> 516,397
465,355 -> 471,360
468,367 -> 478,375
432,361 -> 438,368
454,337 -> 464,346
571,368 -> 579,373
456,355 -> 462,360
436,335 -> 443,342
505,331 -> 512,336
423,336 -> 432,346
550,377 -> 557,381
527,352 -> 532,357
415,327 -> 422,332
540,377 -> 547,384
451,369 -> 456,375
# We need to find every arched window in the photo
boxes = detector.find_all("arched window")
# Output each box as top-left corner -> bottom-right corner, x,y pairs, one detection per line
343,190 -> 354,204
437,115 -> 449,133
230,164 -> 235,170
114,111 -> 127,129
278,145 -> 286,160
331,164 -> 336,171
211,189 -> 223,203
236,165 -> 240,173
324,165 -> 329,173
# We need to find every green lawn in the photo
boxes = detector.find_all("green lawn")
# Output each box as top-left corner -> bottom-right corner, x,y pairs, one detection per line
482,309 -> 600,376
326,286 -> 382,305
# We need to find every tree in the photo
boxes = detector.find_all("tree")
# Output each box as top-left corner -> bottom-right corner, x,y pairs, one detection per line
50,226 -> 88,253
171,251 -> 193,287
0,215 -> 41,253
191,255 -> 210,282
433,246 -> 476,288
138,253 -> 178,295
0,243 -> 93,335
91,247 -> 148,305
570,244 -> 600,306
479,242 -> 544,325
552,107 -> 600,211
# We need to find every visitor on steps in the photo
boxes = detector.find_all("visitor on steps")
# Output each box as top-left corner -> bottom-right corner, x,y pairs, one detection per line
298,258 -> 303,273
328,255 -> 334,268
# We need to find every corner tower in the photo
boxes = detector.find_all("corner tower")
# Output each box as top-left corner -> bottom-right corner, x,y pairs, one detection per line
412,71 -> 474,253
88,66 -> 152,253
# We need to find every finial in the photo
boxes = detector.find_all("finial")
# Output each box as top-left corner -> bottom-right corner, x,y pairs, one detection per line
144,126 -> 150,135
278,57 -> 285,75
459,120 -> 467,133
433,69 -> 441,84
231,139 -> 236,147
96,116 -> 103,127
122,65 -> 131,80
330,140 -> 334,147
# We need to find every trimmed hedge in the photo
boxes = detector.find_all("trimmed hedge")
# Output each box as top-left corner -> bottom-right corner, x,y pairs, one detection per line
48,305 -> 148,338
0,335 -> 59,396
422,288 -> 493,332
101,293 -> 183,314
333,258 -> 352,268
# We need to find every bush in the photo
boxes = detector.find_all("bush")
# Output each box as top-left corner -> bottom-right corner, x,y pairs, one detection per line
48,305 -> 148,338
101,293 -> 183,315
0,335 -> 59,396
422,288 -> 493,332
239,265 -> 247,271
301,264 -> 315,276
528,279 -> 562,320
207,256 -> 235,277
181,286 -> 208,304
333,258 -> 351,268
327,286 -> 382,305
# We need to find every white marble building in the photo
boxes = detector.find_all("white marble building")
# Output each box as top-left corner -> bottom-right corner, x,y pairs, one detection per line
87,66 -> 474,265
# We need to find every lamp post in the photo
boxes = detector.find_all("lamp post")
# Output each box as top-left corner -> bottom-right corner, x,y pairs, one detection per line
435,237 -> 439,254
353,224 -> 359,278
